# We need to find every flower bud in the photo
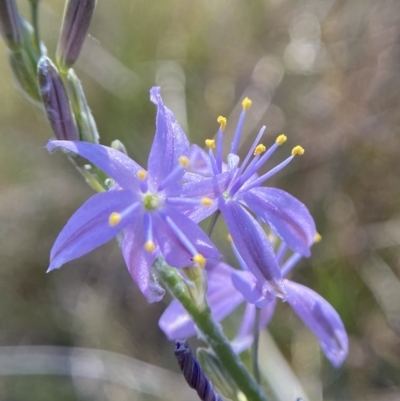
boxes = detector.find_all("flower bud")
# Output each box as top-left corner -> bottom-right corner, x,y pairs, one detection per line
8,50 -> 41,103
110,140 -> 128,155
37,56 -> 79,140
66,68 -> 99,143
0,0 -> 23,50
196,348 -> 239,401
56,0 -> 96,70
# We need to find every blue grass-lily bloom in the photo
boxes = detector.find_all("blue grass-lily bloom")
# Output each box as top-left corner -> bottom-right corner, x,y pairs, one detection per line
46,87 -> 227,302
160,239 -> 348,367
185,99 -> 316,298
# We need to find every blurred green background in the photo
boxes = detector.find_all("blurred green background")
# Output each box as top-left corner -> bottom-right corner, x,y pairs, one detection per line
1,0 -> 400,400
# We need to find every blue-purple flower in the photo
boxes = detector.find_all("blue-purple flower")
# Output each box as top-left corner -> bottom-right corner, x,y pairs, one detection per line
186,99 -> 316,297
159,240 -> 348,367
46,87 -> 228,302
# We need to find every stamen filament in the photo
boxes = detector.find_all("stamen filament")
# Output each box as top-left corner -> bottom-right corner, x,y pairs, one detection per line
238,126 -> 266,176
281,253 -> 302,276
143,213 -> 154,252
276,242 -> 288,265
239,155 -> 295,193
162,214 -> 198,257
230,241 -> 249,272
216,120 -> 225,173
108,202 -> 141,226
166,197 -> 213,207
158,161 -> 187,191
231,98 -> 252,154
208,148 -> 219,175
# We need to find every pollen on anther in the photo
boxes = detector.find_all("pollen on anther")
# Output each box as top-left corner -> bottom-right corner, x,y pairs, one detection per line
242,97 -> 252,110
144,241 -> 155,252
227,234 -> 233,243
137,170 -> 147,180
217,116 -> 227,130
314,233 -> 322,243
201,197 -> 213,206
292,146 -> 305,156
205,139 -> 215,149
178,156 -> 190,167
276,134 -> 287,145
109,212 -> 121,226
254,144 -> 266,156
193,253 -> 206,268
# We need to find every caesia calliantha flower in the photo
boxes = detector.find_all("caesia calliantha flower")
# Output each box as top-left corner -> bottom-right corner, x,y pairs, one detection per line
46,87 -> 226,302
160,238 -> 348,367
187,98 -> 316,298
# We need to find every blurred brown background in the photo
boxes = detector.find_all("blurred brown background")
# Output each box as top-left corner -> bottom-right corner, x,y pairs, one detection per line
1,0 -> 400,400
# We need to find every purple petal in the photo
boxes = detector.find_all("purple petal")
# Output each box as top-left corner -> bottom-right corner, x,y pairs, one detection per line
285,280 -> 348,367
159,300 -> 197,339
239,187 -> 316,257
49,190 -> 135,271
231,270 -> 265,305
148,87 -> 190,187
188,144 -> 213,176
180,171 -> 233,223
122,223 -> 164,303
219,200 -> 285,297
153,207 -> 220,268
46,140 -> 142,190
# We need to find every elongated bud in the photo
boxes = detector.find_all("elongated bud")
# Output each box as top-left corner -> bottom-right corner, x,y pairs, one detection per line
197,348 -> 240,401
56,0 -> 97,70
174,340 -> 224,401
66,68 -> 99,142
0,0 -> 23,50
182,266 -> 207,309
37,57 -> 79,140
8,50 -> 41,103
111,140 -> 128,155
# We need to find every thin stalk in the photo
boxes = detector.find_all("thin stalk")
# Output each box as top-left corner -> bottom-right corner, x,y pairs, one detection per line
207,210 -> 220,237
154,259 -> 268,401
252,307 -> 261,384
30,0 -> 40,52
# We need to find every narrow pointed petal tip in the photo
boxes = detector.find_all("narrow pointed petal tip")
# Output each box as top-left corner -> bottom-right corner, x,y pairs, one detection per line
285,280 -> 348,367
239,187 -> 317,257
220,200 -> 286,297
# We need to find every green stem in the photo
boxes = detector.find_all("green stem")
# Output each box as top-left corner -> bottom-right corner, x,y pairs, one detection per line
30,0 -> 40,52
253,307 -> 261,384
154,259 -> 268,401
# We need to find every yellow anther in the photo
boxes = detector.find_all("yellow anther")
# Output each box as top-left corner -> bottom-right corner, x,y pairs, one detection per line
292,146 -> 305,156
109,212 -> 121,226
242,97 -> 252,110
179,156 -> 190,167
227,234 -> 233,243
217,116 -> 227,130
276,134 -> 287,145
137,170 -> 147,180
193,253 -> 206,268
254,144 -> 266,156
144,241 -> 155,252
201,197 -> 213,206
314,233 -> 322,243
205,139 -> 216,149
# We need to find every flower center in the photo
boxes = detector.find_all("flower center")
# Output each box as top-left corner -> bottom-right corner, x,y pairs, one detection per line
143,194 -> 161,210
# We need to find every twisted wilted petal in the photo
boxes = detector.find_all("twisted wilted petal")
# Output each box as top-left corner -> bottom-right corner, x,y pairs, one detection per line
38,57 -> 79,141
122,224 -> 164,303
239,187 -> 316,256
148,87 -> 190,187
0,0 -> 22,49
46,140 -> 142,190
56,0 -> 96,69
49,190 -> 135,272
285,280 -> 348,367
219,200 -> 285,297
